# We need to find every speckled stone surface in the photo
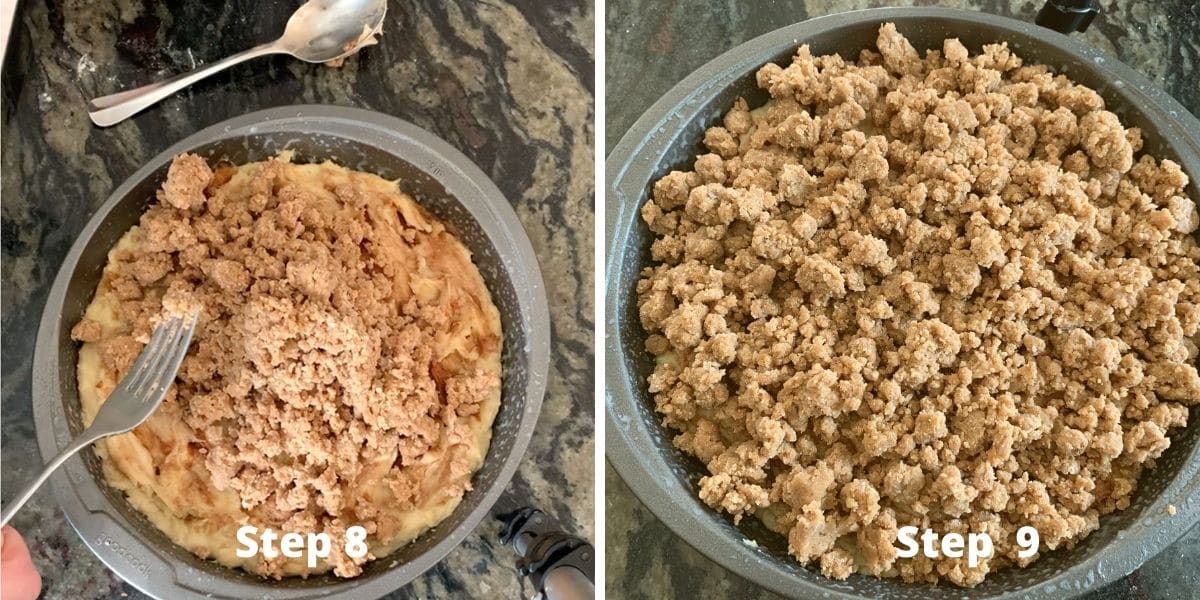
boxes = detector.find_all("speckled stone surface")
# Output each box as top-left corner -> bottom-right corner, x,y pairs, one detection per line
606,1 -> 1199,599
0,1 -> 593,598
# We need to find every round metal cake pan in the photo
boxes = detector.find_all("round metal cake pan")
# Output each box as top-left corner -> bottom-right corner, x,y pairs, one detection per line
32,105 -> 550,600
606,8 -> 1200,600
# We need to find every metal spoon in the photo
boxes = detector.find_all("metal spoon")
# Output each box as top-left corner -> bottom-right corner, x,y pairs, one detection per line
87,0 -> 386,127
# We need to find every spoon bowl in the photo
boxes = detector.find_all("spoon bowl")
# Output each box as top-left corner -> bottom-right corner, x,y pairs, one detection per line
281,0 -> 387,63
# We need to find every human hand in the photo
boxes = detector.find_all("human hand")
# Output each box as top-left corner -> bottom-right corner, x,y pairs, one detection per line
1,525 -> 41,600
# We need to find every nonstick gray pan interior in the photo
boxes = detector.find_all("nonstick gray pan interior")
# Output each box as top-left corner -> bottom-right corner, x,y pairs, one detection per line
33,105 -> 550,600
606,8 -> 1200,600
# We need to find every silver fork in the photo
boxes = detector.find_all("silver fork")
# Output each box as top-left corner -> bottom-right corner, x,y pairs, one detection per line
0,312 -> 199,527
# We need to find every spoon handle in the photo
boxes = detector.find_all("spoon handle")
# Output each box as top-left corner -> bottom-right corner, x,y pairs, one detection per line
0,427 -> 103,527
88,42 -> 281,127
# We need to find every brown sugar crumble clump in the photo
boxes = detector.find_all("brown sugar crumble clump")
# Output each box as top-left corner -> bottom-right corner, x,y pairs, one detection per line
637,24 -> 1200,586
73,153 -> 502,579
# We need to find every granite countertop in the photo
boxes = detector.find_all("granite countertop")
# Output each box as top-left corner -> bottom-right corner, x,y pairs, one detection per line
0,1 -> 593,598
606,0 -> 1199,598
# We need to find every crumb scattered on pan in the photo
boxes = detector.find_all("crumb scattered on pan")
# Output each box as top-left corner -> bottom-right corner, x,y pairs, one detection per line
1168,504 -> 1178,516
74,153 -> 502,579
637,23 -> 1200,587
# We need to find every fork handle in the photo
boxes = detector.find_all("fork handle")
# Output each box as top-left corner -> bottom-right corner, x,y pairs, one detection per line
87,42 -> 281,127
1,427 -> 103,527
